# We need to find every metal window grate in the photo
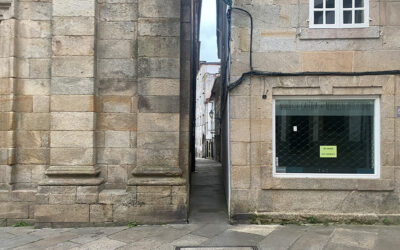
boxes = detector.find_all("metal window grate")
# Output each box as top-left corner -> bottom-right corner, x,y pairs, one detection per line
275,100 -> 375,174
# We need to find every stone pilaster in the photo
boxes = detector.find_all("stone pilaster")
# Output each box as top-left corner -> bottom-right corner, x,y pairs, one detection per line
129,0 -> 185,186
44,0 -> 101,186
0,1 -> 16,194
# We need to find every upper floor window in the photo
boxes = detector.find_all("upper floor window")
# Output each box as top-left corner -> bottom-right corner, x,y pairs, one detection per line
310,0 -> 369,28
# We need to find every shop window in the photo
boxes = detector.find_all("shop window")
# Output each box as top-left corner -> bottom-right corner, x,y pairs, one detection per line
310,0 -> 369,28
273,97 -> 380,178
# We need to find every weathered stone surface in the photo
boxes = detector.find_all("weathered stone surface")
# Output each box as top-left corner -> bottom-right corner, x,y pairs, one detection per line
98,59 -> 136,78
51,95 -> 94,112
137,186 -> 171,205
138,37 -> 179,57
97,113 -> 136,131
50,148 -> 94,166
138,58 -> 180,78
30,59 -> 51,78
52,36 -> 94,56
98,21 -> 136,40
98,79 -> 137,96
53,17 -> 95,36
51,77 -> 94,95
98,189 -> 128,205
76,186 -> 98,204
0,202 -> 29,219
138,96 -> 179,113
107,165 -> 128,184
302,52 -> 354,72
97,40 -> 134,59
50,131 -> 94,148
104,131 -> 130,148
137,132 -> 179,149
96,96 -> 132,113
138,78 -> 180,96
230,142 -> 250,166
18,113 -> 50,130
35,204 -> 89,223
17,79 -> 50,96
89,204 -> 113,222
97,148 -> 136,165
18,2 -> 51,21
53,0 -> 95,17
138,0 -> 180,18
353,51 -> 400,71
138,19 -> 180,37
17,38 -> 51,58
52,56 -> 94,78
16,149 -> 49,164
18,20 -> 51,39
33,96 -> 50,113
137,148 -> 179,166
51,112 -> 94,131
386,2 -> 400,26
99,3 -> 137,21
16,131 -> 48,148
137,113 -> 179,132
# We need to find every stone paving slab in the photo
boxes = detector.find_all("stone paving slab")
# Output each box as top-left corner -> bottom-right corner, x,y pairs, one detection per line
1,224 -> 400,250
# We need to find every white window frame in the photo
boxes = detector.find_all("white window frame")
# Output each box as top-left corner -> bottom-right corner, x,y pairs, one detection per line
309,0 -> 369,28
272,96 -> 380,179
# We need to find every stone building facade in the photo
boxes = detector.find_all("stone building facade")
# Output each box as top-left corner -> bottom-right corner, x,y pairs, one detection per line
195,62 -> 219,159
0,0 -> 194,226
220,0 -> 400,223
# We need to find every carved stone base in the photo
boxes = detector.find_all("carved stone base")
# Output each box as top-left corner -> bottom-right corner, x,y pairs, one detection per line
46,165 -> 101,176
40,177 -> 104,186
131,166 -> 183,177
127,177 -> 186,186
42,166 -> 104,186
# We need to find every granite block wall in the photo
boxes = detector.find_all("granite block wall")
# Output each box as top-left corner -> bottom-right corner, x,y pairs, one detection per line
0,0 -> 191,226
227,0 -> 400,222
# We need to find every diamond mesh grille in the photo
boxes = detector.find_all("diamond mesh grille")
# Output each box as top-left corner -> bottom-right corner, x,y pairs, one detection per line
275,100 -> 375,174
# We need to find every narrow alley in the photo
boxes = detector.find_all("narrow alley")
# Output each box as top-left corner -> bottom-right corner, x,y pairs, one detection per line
189,159 -> 228,224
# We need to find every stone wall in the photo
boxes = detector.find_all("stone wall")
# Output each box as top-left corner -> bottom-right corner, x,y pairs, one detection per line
228,0 -> 400,221
0,0 -> 191,226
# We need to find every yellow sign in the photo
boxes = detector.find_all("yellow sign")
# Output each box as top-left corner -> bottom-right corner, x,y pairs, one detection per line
320,146 -> 337,158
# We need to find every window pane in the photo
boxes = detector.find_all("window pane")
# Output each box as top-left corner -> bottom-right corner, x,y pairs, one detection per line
343,11 -> 352,24
314,11 -> 323,24
355,0 -> 364,7
326,0 -> 335,8
326,11 -> 335,24
275,100 -> 375,175
343,0 -> 352,8
314,0 -> 323,8
355,10 -> 364,23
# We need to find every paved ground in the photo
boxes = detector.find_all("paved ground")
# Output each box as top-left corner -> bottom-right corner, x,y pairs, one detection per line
189,158 -> 228,224
1,159 -> 400,250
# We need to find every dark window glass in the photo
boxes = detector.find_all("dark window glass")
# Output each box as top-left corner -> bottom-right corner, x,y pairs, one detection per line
275,100 -> 375,174
314,11 -> 323,24
355,10 -> 364,23
314,0 -> 323,8
343,0 -> 352,8
326,11 -> 335,24
326,0 -> 335,8
343,10 -> 352,24
355,0 -> 364,7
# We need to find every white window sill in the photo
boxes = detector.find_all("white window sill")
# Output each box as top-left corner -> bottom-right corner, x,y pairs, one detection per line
298,26 -> 380,40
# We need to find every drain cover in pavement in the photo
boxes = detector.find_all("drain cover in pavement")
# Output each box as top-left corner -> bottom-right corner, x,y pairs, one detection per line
176,247 -> 257,250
